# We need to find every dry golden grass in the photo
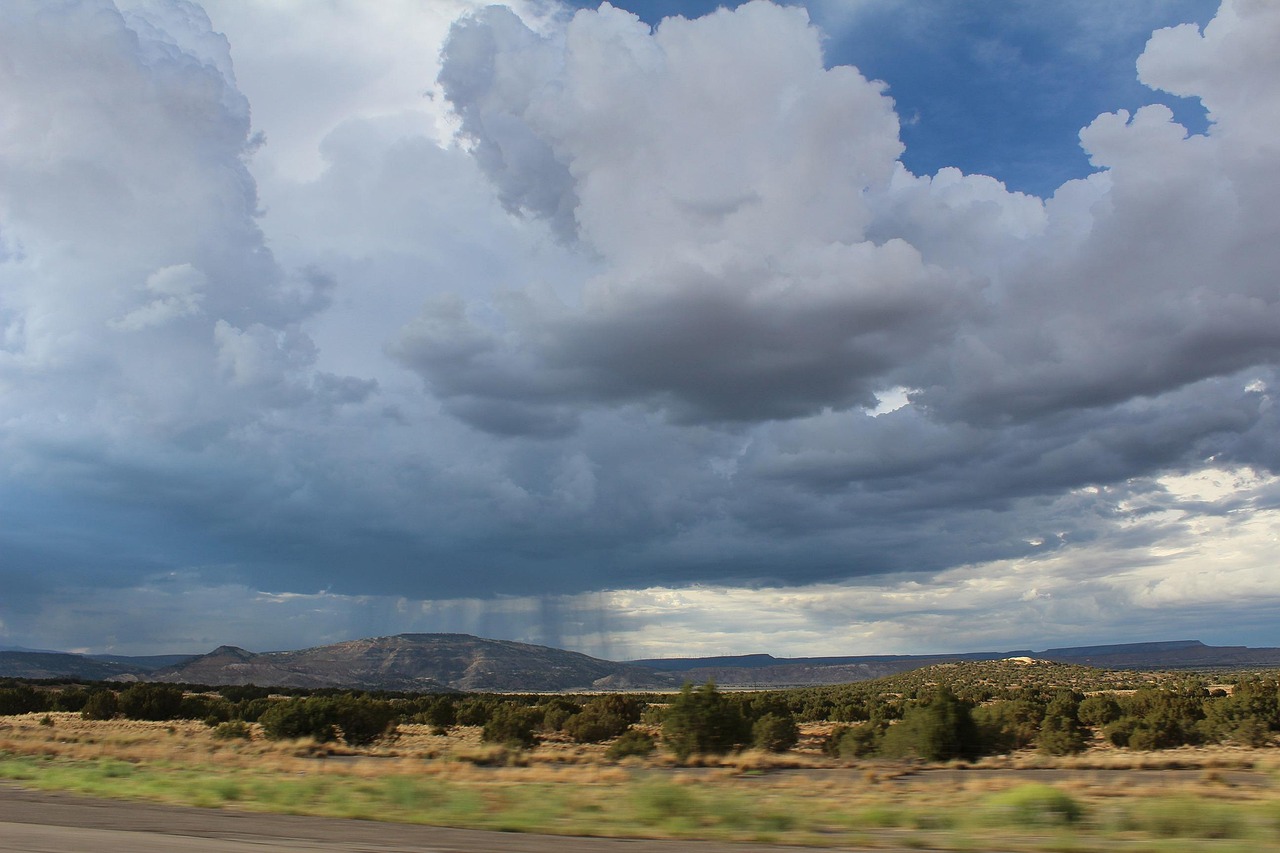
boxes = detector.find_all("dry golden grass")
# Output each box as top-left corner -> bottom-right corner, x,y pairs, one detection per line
0,713 -> 1269,775
0,713 -> 290,766
3,712 -> 1280,851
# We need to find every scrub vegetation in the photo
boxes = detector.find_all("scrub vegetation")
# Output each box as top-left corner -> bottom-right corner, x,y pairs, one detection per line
4,661 -> 1280,849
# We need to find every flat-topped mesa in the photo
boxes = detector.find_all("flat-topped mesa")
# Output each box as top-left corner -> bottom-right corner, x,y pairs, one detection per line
7,637 -> 1280,689
141,633 -> 678,692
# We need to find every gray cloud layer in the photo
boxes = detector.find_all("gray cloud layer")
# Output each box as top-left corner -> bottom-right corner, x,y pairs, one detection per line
1,0 -> 1279,653
419,1 -> 1280,431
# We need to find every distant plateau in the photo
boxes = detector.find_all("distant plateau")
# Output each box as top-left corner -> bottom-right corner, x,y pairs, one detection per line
4,636 -> 1280,692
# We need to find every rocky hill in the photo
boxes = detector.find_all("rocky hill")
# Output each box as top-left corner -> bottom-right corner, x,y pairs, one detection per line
144,634 -> 679,692
133,638 -> 1280,690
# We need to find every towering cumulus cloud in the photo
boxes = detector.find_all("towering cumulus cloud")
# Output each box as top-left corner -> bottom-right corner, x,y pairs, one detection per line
1,0 -> 1279,654
0,1 -> 356,429
410,2 -> 962,426
417,0 -> 1280,432
402,0 -> 1280,618
0,1 -> 368,601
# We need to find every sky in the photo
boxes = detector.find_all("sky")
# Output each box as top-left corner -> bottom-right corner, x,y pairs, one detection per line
2,0 -> 1278,659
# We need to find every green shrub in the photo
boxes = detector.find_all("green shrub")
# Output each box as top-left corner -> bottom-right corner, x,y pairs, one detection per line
1222,677 -> 1279,730
217,685 -> 272,702
1103,716 -> 1137,747
661,681 -> 750,761
98,759 -> 134,779
456,696 -> 500,727
564,709 -> 629,743
796,695 -> 835,723
605,728 -> 656,760
1038,691 -> 1086,755
744,693 -> 790,722
118,684 -> 185,721
633,780 -> 701,824
81,690 -> 119,721
751,712 -> 799,753
972,698 -> 1042,753
412,697 -> 458,732
481,703 -> 540,749
640,704 -> 668,726
851,806 -> 904,827
538,698 -> 580,732
582,694 -> 644,724
1200,684 -> 1277,746
233,697 -> 272,723
1077,694 -> 1122,727
1114,687 -> 1204,748
211,720 -> 253,740
1109,798 -> 1247,839
1125,723 -> 1161,751
259,698 -> 337,742
825,723 -> 883,759
1226,716 -> 1271,747
830,700 -> 870,722
0,686 -> 49,716
258,696 -> 396,746
52,688 -> 89,713
879,689 -> 980,762
329,696 -> 398,746
984,784 -> 1083,827
180,694 -> 231,723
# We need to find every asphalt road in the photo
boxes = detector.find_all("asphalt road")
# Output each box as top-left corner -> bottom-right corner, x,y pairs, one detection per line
0,786 -> 831,852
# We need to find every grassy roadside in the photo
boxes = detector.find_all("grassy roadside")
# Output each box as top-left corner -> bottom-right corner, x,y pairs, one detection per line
3,714 -> 1280,850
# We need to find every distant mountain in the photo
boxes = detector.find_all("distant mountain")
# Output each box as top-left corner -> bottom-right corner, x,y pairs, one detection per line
630,653 -> 1015,687
1041,640 -> 1207,658
5,636 -> 1280,691
145,634 -> 680,692
0,651 -> 140,681
631,650 -> 1027,671
635,653 -> 783,671
669,660 -> 938,687
630,640 -> 1280,687
1039,640 -> 1280,669
87,653 -> 200,671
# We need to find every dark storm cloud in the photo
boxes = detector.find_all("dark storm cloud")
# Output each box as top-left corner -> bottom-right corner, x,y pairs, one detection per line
754,373 -> 1271,502
2,0 -> 1280,654
392,249 -> 966,426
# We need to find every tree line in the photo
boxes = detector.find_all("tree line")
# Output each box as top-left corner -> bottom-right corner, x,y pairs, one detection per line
2,667 -> 1278,760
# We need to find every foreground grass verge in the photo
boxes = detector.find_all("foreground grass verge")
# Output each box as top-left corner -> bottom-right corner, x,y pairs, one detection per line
3,714 -> 1280,851
7,752 -> 1280,851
